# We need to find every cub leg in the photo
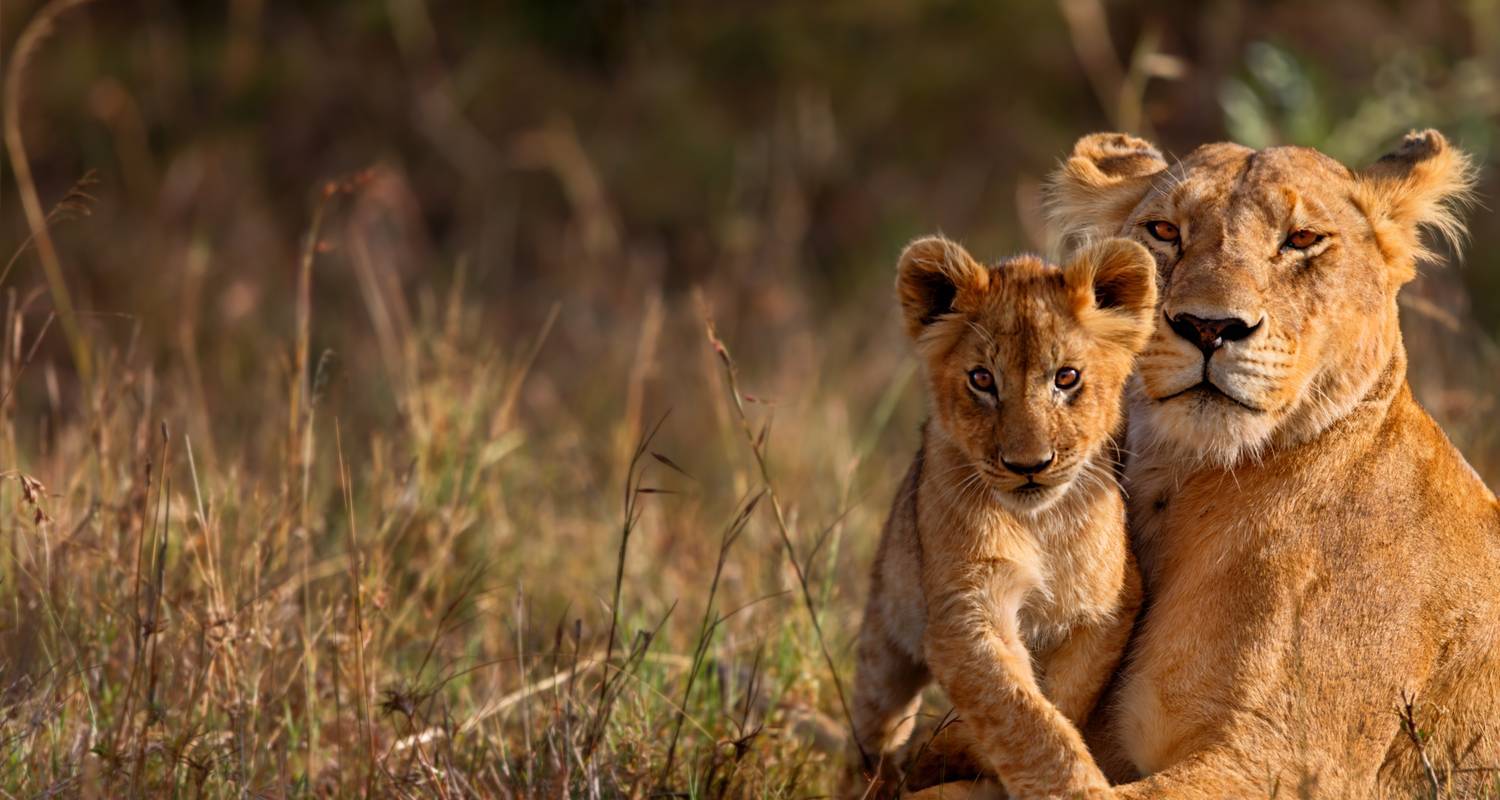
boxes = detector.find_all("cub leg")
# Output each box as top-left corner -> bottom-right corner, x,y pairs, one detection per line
850,588 -> 931,792
924,560 -> 1111,798
897,714 -> 988,792
903,588 -> 1139,796
903,776 -> 1007,800
1080,689 -> 1140,786
1042,556 -> 1140,728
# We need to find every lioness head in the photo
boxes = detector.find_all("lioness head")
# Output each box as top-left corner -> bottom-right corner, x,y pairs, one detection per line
898,236 -> 1156,513
1047,130 -> 1476,466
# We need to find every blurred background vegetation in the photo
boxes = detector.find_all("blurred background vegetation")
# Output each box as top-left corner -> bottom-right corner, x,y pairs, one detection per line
4,0 -> 1498,471
2,0 -> 1497,795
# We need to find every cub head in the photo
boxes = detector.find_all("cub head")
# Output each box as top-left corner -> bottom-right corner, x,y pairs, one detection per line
1047,130 -> 1476,466
898,235 -> 1157,514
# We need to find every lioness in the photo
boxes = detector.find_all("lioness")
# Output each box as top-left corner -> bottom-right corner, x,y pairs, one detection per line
849,235 -> 1156,798
1036,129 -> 1500,798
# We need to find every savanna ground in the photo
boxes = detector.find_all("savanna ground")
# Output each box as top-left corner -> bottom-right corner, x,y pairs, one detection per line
1,1 -> 1498,797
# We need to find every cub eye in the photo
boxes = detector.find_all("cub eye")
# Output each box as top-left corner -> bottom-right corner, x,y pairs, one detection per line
1144,220 -> 1180,244
1283,229 -> 1324,251
968,368 -> 995,393
1054,367 -> 1081,390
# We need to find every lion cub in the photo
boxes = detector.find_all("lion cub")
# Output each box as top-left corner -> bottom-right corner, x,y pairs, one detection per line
850,236 -> 1156,798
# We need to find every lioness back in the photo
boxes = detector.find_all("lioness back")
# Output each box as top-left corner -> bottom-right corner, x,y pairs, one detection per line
847,236 -> 1155,798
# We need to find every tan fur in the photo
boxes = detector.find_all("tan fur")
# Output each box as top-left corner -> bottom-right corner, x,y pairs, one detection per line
960,129 -> 1500,799
848,236 -> 1156,798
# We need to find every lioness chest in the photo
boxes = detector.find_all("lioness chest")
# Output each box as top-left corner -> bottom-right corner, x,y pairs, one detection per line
1113,467 -> 1305,774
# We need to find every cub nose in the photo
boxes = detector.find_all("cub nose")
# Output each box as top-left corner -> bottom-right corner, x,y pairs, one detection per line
1001,453 -> 1054,476
1167,313 -> 1260,355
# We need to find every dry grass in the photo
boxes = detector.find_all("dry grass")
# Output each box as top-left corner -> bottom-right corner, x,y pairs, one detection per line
0,12 -> 907,788
0,203 -> 863,798
0,156 -> 921,794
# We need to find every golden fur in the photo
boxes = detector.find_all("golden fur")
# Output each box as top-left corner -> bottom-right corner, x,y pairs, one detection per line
914,129 -> 1500,798
848,236 -> 1155,798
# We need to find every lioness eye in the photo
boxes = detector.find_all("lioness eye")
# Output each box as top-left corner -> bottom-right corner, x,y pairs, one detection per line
968,368 -> 995,393
1054,367 -> 1080,390
1283,229 -> 1323,250
1144,221 -> 1180,243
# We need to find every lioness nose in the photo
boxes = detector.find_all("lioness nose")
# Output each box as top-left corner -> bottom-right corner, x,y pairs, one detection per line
1168,313 -> 1259,355
1001,453 -> 1054,476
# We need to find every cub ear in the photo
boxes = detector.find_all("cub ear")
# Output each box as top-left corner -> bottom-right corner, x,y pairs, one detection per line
1063,238 -> 1158,352
896,235 -> 989,340
1045,133 -> 1168,254
1355,129 -> 1477,283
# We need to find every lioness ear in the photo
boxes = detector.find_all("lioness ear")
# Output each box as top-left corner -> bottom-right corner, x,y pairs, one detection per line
896,236 -> 989,340
1045,133 -> 1168,255
1063,238 -> 1158,352
1355,129 -> 1477,283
